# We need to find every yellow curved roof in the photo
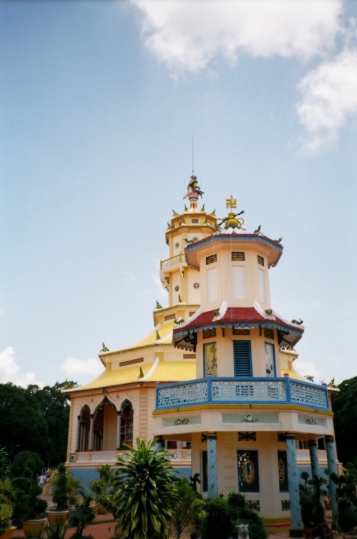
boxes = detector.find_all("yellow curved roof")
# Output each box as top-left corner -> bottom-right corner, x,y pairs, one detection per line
114,321 -> 175,352
72,360 -> 196,392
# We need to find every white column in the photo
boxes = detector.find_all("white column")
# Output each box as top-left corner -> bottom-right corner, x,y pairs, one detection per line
116,412 -> 121,450
75,415 -> 81,452
89,415 -> 95,451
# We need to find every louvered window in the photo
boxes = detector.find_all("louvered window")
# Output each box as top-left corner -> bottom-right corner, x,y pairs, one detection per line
232,252 -> 245,261
257,255 -> 264,266
233,340 -> 252,377
206,254 -> 217,265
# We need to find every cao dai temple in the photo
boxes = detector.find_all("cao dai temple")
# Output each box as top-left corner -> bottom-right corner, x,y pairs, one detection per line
65,176 -> 339,536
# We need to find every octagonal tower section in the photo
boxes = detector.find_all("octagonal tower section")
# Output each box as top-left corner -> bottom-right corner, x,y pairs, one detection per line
153,197 -> 338,536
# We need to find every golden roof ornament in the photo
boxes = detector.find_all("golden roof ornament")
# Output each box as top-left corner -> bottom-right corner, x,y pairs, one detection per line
217,196 -> 245,230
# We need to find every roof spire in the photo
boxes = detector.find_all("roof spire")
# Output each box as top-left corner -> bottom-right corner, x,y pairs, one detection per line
183,174 -> 204,210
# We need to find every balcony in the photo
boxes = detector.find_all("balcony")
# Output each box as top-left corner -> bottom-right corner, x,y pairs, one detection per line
156,377 -> 329,411
160,253 -> 186,271
70,449 -> 191,465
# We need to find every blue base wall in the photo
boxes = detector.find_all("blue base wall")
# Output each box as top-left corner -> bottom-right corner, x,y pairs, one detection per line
70,468 -> 100,493
172,467 -> 191,480
70,464 -> 327,494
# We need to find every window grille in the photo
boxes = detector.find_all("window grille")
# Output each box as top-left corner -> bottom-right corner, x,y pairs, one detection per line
232,252 -> 245,261
206,254 -> 217,265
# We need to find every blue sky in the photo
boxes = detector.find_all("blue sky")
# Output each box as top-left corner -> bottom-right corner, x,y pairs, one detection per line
0,0 -> 356,387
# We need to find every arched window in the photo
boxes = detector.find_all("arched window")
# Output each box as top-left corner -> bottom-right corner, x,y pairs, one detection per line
120,400 -> 134,448
79,405 -> 90,451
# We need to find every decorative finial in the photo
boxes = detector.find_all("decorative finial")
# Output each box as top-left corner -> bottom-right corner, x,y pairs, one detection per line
217,197 -> 245,230
139,367 -> 144,378
172,209 -> 178,216
183,175 -> 204,209
155,300 -> 163,309
226,197 -> 237,209
254,225 -> 261,233
156,330 -> 161,340
101,342 -> 109,352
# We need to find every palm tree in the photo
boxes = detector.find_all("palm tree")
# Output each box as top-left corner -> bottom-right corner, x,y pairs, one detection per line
112,438 -> 178,539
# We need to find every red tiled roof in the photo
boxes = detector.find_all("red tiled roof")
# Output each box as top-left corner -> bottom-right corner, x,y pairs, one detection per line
174,307 -> 303,334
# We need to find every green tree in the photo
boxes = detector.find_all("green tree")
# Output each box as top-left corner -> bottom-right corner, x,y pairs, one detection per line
89,464 -> 118,517
0,448 -> 9,480
0,383 -> 50,458
0,381 -> 76,467
170,478 -> 203,539
332,376 -> 357,465
26,381 -> 76,466
330,461 -> 357,532
112,438 -> 178,539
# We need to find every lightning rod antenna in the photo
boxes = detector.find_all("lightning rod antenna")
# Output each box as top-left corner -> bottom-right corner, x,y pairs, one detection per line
192,136 -> 194,175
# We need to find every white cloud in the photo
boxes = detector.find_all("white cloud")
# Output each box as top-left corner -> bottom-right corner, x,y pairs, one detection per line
297,47 -> 357,151
0,346 -> 43,387
60,356 -> 104,382
132,0 -> 342,75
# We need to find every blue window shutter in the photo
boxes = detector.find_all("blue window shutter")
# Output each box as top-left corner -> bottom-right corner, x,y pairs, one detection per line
233,340 -> 252,376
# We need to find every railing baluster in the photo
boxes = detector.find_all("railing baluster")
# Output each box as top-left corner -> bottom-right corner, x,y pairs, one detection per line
156,378 -> 329,410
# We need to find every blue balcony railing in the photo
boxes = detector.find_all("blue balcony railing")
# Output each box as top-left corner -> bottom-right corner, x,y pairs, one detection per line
156,377 -> 329,411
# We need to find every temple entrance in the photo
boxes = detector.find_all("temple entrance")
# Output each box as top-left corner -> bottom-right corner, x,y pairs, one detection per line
93,398 -> 118,451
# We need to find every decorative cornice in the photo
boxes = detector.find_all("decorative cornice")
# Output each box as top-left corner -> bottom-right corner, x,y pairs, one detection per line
185,233 -> 283,255
153,403 -> 334,416
174,320 -> 303,337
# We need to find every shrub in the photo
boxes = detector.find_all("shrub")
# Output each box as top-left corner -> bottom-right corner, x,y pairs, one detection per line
170,478 -> 204,539
12,463 -> 47,520
10,451 -> 43,478
52,464 -> 70,511
202,496 -> 232,539
68,493 -> 96,538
